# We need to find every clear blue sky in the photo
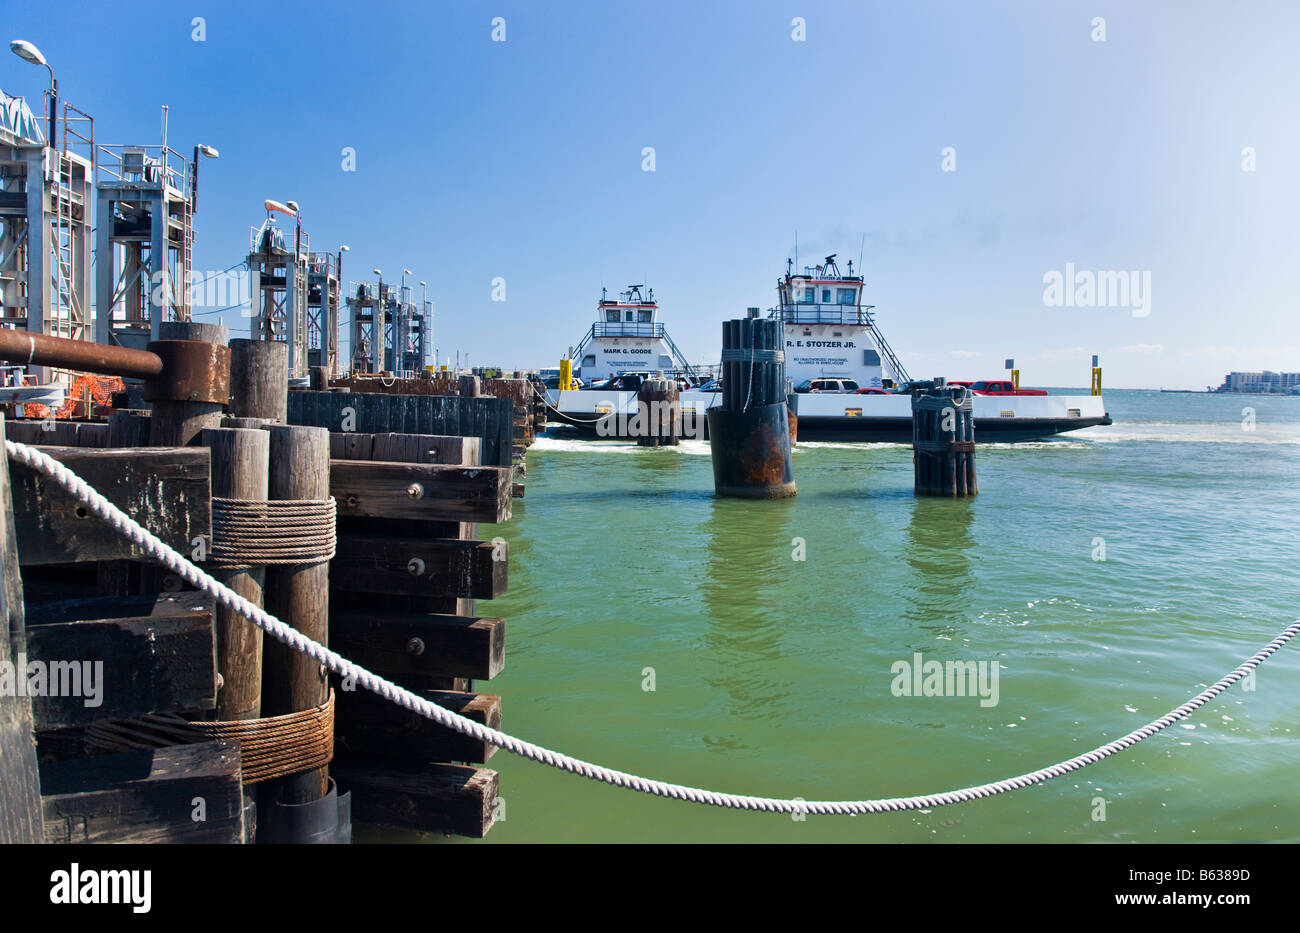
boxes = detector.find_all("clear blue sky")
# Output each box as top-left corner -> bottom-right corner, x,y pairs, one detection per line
5,0 -> 1296,387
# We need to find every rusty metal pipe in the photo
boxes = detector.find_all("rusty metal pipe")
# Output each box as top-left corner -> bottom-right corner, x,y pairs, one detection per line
0,329 -> 164,380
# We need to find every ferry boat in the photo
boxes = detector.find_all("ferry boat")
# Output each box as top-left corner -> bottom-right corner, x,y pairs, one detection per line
547,257 -> 1111,442
568,285 -> 698,384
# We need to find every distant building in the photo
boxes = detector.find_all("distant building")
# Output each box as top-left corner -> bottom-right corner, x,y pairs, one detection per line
1216,371 -> 1300,393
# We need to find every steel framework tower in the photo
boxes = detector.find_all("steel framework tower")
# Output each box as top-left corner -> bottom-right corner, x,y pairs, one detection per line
346,280 -> 384,374
390,286 -> 429,375
0,89 -> 93,382
306,249 -> 342,374
247,203 -> 309,377
94,142 -> 195,350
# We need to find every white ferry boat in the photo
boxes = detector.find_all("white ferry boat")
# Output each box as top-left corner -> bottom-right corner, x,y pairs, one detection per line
547,257 -> 1111,442
568,285 -> 698,384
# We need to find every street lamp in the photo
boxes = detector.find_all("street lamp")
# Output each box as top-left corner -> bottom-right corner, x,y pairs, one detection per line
372,269 -> 384,373
420,281 -> 430,372
285,200 -> 301,260
9,39 -> 56,145
190,143 -> 219,213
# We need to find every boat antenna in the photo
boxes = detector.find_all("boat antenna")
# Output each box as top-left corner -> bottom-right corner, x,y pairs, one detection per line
794,229 -> 798,271
858,233 -> 865,276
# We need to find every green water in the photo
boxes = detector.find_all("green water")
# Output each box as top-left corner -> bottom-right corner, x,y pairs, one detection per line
462,390 -> 1300,842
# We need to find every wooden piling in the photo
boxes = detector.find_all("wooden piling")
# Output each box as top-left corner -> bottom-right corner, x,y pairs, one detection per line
230,338 -> 289,423
0,413 -> 45,843
201,427 -> 269,721
912,388 -> 977,497
707,317 -> 796,498
261,425 -> 332,805
636,378 -> 680,446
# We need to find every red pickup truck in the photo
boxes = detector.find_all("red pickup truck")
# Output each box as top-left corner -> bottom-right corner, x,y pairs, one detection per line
970,380 -> 1049,396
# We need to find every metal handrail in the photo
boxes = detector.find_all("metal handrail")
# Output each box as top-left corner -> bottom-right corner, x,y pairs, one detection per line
592,322 -> 664,337
60,102 -> 94,165
777,307 -> 870,325
96,142 -> 190,193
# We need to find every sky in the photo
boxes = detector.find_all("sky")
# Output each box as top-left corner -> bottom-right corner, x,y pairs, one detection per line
4,0 -> 1297,388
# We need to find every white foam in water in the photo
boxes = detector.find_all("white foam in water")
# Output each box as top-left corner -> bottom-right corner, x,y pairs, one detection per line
532,435 -> 712,455
796,441 -> 906,451
1072,422 -> 1300,444
535,419 -> 1299,454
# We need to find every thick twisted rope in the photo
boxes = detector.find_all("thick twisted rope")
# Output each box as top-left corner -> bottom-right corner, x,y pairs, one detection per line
209,496 -> 336,567
7,436 -> 1297,814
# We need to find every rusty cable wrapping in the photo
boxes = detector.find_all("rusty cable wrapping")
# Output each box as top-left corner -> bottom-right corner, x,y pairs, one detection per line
208,496 -> 336,567
86,691 -> 336,785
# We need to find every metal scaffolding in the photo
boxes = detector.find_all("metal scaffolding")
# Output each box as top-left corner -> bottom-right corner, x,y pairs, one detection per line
247,203 -> 309,377
306,249 -> 342,375
346,281 -> 384,374
0,90 -> 93,383
94,141 -> 195,350
346,281 -> 429,376
390,285 -> 429,375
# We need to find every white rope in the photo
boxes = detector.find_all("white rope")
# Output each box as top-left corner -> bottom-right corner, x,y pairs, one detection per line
8,435 -> 1297,814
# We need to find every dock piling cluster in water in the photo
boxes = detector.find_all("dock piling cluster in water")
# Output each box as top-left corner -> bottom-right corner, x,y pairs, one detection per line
635,378 -> 681,447
706,315 -> 796,499
911,384 -> 978,498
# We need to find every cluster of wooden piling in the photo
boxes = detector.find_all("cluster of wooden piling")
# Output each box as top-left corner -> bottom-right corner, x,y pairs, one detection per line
0,328 -> 520,843
635,378 -> 681,446
707,316 -> 796,498
911,388 -> 978,497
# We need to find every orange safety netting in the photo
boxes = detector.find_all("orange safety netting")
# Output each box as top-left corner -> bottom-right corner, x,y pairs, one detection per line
24,373 -> 125,420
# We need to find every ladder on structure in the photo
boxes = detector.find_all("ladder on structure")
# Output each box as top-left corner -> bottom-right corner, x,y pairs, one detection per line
862,307 -> 911,385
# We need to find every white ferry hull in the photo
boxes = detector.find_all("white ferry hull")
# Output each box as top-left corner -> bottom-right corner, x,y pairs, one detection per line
546,389 -> 1111,442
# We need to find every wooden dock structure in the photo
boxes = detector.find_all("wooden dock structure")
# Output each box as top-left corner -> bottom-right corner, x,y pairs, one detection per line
0,332 -> 523,842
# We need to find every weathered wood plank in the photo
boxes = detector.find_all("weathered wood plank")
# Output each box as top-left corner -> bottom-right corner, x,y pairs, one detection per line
329,432 -> 374,460
371,433 -> 480,465
331,535 -> 506,600
330,610 -> 504,683
333,759 -> 498,838
287,392 -> 513,467
0,413 -> 44,843
40,740 -> 243,843
330,460 -> 511,523
336,689 -> 500,763
24,592 -> 218,728
7,447 -> 211,565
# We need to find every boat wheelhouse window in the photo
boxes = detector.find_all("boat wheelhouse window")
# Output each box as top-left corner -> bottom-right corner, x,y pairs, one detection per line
821,288 -> 832,303
625,310 -> 634,322
637,309 -> 652,323
837,288 -> 857,305
605,310 -> 619,322
799,287 -> 815,304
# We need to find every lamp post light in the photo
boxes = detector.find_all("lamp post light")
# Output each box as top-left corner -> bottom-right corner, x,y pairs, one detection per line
420,281 -> 429,372
285,199 -> 301,261
9,40 -> 55,145
372,269 -> 384,373
190,143 -> 219,213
